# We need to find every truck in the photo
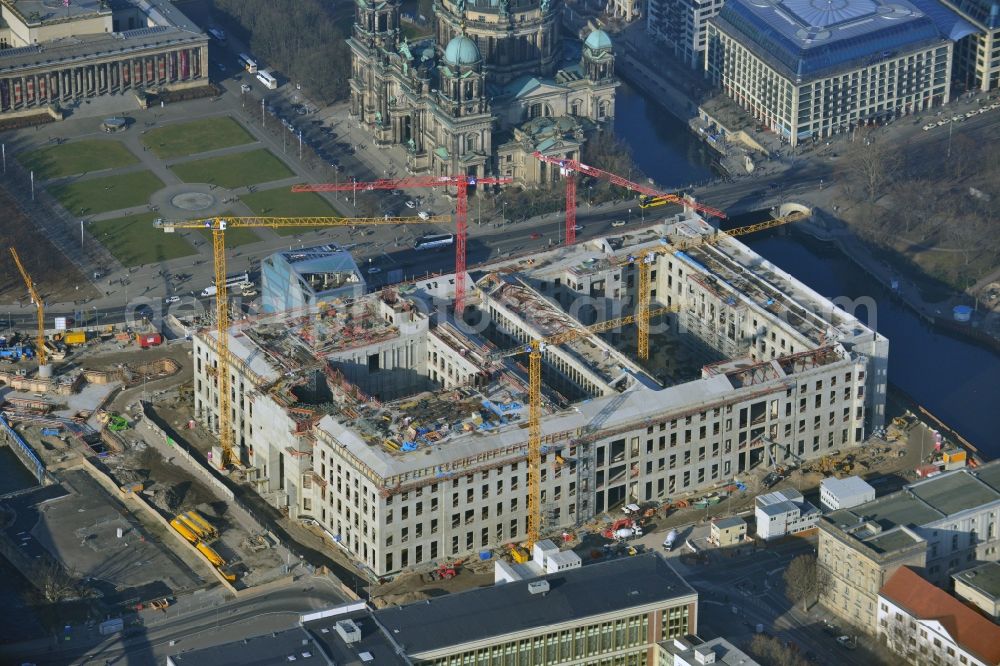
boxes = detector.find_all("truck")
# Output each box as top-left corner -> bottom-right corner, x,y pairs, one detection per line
62,331 -> 87,346
99,618 -> 124,636
662,529 -> 679,552
137,333 -> 162,348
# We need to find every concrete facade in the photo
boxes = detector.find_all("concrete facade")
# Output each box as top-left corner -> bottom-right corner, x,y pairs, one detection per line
191,214 -> 887,578
953,561 -> 1000,620
0,0 -> 208,116
939,0 -> 1000,91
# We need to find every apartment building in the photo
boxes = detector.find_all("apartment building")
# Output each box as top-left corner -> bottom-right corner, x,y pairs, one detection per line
818,462 -> 1000,629
879,566 -> 1000,666
705,0 -> 973,145
646,0 -> 725,69
192,213 -> 887,577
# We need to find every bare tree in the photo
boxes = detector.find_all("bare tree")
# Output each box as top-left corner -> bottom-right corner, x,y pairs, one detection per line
882,615 -> 924,665
840,130 -> 901,204
32,559 -> 83,604
783,553 -> 828,611
747,634 -> 812,666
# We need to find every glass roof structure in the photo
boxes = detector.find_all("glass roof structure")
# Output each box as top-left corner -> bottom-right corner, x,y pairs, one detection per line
713,0 -> 976,80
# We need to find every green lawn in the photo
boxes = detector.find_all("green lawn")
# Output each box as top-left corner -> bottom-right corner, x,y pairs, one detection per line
196,224 -> 260,247
241,187 -> 342,236
89,212 -> 197,267
142,116 -> 256,159
50,170 -> 164,215
170,149 -> 293,189
18,139 -> 138,179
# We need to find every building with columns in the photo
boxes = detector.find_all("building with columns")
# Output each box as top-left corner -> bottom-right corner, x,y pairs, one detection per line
348,0 -> 618,184
0,0 -> 208,118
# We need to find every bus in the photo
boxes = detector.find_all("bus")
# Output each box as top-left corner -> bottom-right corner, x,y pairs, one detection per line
414,233 -> 454,250
207,28 -> 226,41
639,194 -> 672,209
202,272 -> 252,297
256,69 -> 278,90
238,53 -> 258,74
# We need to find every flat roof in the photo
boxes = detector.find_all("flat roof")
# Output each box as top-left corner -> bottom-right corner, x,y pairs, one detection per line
953,561 -> 1000,601
822,475 -> 875,498
908,471 -> 1000,516
865,527 -> 924,554
0,26 -> 206,74
374,553 -> 696,655
713,0 -> 974,80
844,492 -> 943,530
4,0 -> 108,22
303,609 -> 411,665
713,516 -> 746,529
166,627 -> 328,666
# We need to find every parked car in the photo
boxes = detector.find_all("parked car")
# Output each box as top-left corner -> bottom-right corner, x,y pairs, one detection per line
405,200 -> 417,209
367,266 -> 382,274
164,296 -> 180,304
240,83 -> 251,93
417,211 -> 431,220
836,636 -> 857,650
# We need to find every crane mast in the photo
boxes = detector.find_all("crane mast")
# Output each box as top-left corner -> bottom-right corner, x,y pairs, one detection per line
9,247 -> 47,370
156,214 -> 440,469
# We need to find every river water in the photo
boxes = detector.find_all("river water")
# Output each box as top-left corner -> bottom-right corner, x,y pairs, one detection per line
614,82 -> 1000,458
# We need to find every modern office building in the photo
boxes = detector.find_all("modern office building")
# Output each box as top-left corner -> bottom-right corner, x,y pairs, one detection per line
938,0 -> 1000,91
347,0 -> 618,182
192,211 -> 887,577
878,566 -> 1000,666
818,461 -> 1000,630
754,487 -> 819,540
260,244 -> 365,314
953,561 -> 1000,620
170,553 -> 697,666
646,0 -> 725,68
0,0 -> 208,117
705,0 -> 975,145
820,475 -> 876,512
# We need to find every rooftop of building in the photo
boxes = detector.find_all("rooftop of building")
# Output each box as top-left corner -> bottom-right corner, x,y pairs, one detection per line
822,474 -> 875,497
826,465 -> 1000,530
713,0 -> 976,80
0,24 -> 205,73
373,553 -> 696,656
3,0 -> 108,22
303,607 -> 411,665
864,526 -> 924,554
939,0 -> 1000,28
953,561 -> 1000,601
713,515 -> 746,529
881,566 -> 1000,665
660,635 -> 762,666
165,626 -> 329,666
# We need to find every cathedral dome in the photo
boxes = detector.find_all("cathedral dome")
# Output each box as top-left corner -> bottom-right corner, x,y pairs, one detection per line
584,29 -> 613,51
444,35 -> 481,65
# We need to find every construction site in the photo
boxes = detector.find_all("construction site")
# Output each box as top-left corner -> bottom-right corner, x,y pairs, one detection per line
190,208 -> 889,578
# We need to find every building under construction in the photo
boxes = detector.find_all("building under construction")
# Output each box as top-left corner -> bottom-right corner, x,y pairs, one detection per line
191,211 -> 888,577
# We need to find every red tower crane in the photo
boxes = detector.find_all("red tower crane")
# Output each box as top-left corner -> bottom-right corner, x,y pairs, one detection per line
293,175 -> 512,313
532,151 -> 727,244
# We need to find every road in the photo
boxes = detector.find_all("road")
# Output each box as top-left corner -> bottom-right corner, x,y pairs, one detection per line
0,578 -> 346,665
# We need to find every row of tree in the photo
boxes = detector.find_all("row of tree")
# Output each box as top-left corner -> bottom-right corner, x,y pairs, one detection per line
211,0 -> 351,104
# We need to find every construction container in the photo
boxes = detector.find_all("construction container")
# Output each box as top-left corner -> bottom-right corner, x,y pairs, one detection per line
196,542 -> 225,567
184,510 -> 218,539
138,333 -> 163,348
169,518 -> 200,545
62,331 -> 87,345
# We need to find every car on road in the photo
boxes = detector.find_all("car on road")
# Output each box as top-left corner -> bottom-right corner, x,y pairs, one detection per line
405,200 -> 417,208
573,224 -> 583,231
611,220 -> 626,227
922,124 -> 934,131
367,266 -> 382,274
164,296 -> 180,304
530,232 -> 542,239
417,211 -> 431,220
821,621 -> 839,636
836,636 -> 857,650
240,83 -> 251,93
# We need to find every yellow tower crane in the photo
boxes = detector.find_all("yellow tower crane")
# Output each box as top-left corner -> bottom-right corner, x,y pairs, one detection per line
489,305 -> 679,556
9,247 -> 48,371
155,214 -> 449,468
632,212 -> 808,360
